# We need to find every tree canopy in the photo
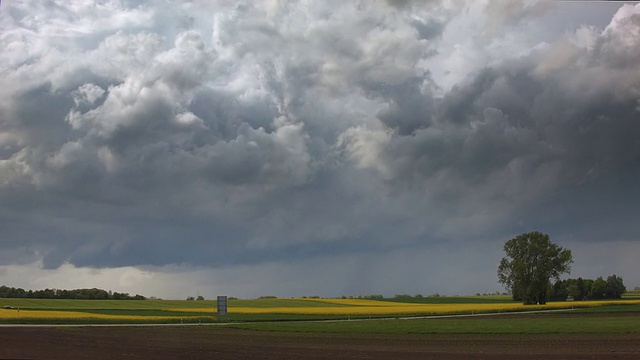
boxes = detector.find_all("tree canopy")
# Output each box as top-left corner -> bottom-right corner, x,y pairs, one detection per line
497,231 -> 573,305
550,275 -> 626,301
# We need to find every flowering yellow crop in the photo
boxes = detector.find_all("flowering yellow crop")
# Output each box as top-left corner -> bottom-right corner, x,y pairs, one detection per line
299,299 -> 403,307
171,299 -> 640,316
0,309 -> 206,321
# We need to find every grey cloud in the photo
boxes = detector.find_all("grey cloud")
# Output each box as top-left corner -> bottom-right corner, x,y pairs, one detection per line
385,0 -> 442,9
411,17 -> 446,40
343,4 -> 640,240
483,0 -> 556,37
1,1 -> 639,296
368,76 -> 435,136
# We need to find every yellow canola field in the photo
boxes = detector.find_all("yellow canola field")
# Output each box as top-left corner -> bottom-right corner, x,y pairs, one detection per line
171,299 -> 640,316
0,309 -> 198,321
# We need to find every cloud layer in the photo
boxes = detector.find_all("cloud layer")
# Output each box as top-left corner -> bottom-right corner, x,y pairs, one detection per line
1,1 -> 639,298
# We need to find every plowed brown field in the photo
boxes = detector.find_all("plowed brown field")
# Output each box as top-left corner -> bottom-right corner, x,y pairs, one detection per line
1,327 -> 639,359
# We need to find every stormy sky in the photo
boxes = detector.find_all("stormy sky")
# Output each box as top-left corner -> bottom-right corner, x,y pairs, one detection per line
1,0 -> 639,299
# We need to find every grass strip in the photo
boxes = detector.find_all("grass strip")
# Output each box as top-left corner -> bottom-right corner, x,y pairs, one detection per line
222,312 -> 640,334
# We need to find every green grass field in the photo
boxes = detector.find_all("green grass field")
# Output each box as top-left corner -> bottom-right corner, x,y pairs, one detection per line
222,314 -> 640,334
623,290 -> 640,299
223,305 -> 640,334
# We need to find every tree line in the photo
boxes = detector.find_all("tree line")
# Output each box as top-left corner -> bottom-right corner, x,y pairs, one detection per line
0,286 -> 146,300
498,231 -> 627,304
550,275 -> 626,301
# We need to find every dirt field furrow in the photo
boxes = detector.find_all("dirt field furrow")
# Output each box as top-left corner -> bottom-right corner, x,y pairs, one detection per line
1,327 -> 639,359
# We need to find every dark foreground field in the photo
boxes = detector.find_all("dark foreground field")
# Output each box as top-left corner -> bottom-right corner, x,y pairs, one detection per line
1,326 -> 639,360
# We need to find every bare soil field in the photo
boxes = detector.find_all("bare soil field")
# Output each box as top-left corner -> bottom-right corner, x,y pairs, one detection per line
1,327 -> 639,359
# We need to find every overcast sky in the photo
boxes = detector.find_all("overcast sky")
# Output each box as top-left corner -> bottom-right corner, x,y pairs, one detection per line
1,0 -> 639,299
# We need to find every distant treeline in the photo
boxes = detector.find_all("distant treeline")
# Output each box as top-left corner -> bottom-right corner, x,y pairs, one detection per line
338,294 -> 447,300
339,294 -> 384,300
549,275 -> 626,301
0,286 -> 146,300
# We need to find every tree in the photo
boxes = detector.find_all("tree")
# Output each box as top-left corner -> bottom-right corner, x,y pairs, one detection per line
605,274 -> 626,299
583,279 -> 594,298
591,277 -> 607,299
576,277 -> 586,300
550,279 -> 568,301
498,231 -> 573,305
567,284 -> 580,299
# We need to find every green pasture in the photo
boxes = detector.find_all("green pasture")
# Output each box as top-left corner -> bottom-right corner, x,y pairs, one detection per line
559,304 -> 640,314
223,306 -> 640,334
623,290 -> 640,300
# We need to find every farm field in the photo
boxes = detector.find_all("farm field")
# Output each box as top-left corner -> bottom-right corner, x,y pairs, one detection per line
225,305 -> 640,334
0,299 -> 218,324
1,297 -> 639,358
0,325 -> 639,359
1,296 -> 640,324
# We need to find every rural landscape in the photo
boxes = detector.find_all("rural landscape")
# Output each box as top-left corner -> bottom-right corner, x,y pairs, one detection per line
3,0 -> 640,358
1,291 -> 640,358
1,233 -> 639,358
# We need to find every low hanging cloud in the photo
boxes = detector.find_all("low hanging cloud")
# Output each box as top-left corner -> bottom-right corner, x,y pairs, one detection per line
1,1 -> 639,297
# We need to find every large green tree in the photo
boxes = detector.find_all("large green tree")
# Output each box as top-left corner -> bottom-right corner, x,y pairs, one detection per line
498,231 -> 573,305
606,274 -> 626,299
591,277 -> 608,299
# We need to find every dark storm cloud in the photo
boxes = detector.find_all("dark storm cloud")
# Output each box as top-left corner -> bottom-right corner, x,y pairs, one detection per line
2,0 -> 434,268
346,4 -> 640,240
1,1 -> 639,297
